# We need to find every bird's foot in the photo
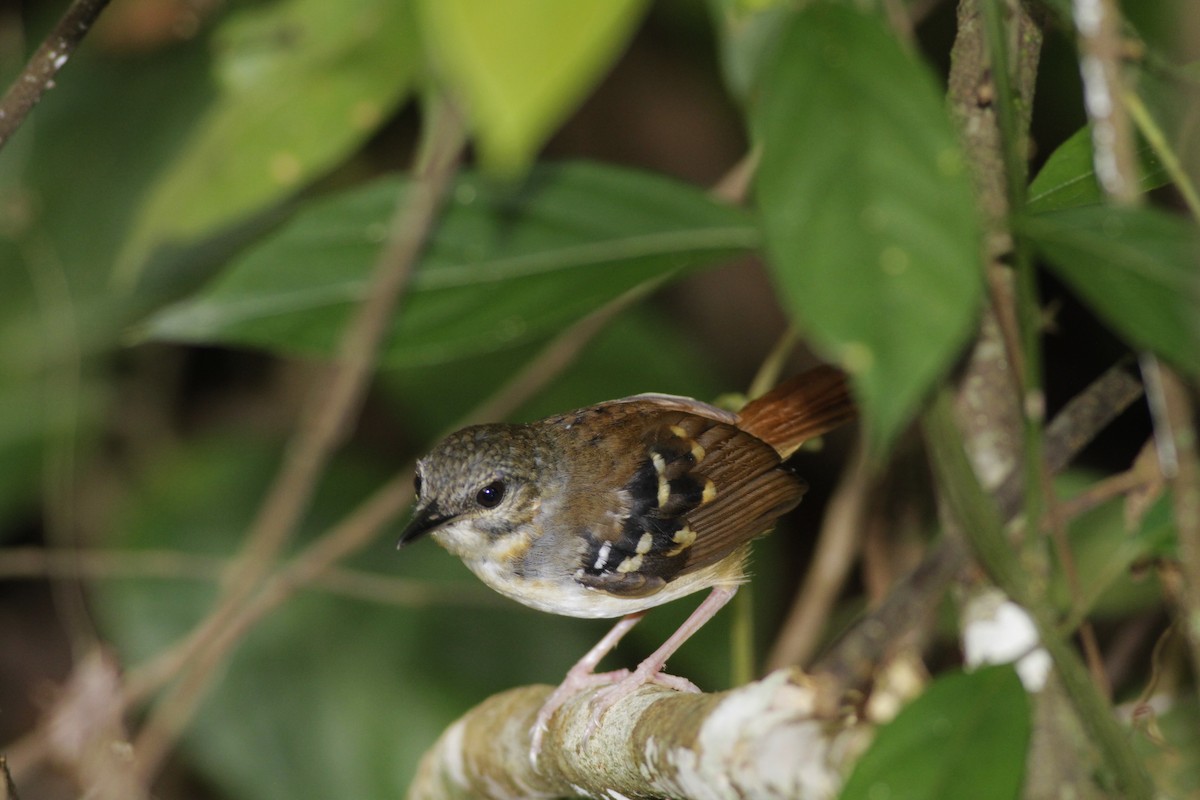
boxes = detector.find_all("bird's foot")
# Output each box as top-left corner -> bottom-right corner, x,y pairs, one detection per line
529,665 -> 701,765
584,664 -> 700,740
530,668 -> 629,766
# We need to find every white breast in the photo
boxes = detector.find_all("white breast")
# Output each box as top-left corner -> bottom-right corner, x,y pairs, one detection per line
467,552 -> 747,619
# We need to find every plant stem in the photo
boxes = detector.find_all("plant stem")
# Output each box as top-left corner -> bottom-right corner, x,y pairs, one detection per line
922,388 -> 1155,800
0,0 -> 112,150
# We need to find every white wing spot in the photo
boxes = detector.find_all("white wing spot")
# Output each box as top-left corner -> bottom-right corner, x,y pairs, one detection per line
593,541 -> 612,570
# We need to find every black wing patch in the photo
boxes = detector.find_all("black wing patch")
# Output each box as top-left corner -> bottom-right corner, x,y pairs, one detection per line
575,416 -> 783,598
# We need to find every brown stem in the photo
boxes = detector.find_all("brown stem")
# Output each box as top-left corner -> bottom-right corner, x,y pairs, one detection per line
766,440 -> 872,670
128,100 -> 467,780
1156,369 -> 1200,701
0,0 -> 112,150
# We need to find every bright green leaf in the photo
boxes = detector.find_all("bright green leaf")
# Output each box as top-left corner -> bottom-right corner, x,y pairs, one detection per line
418,0 -> 647,175
754,3 -> 983,455
114,0 -> 419,286
1019,206 -> 1200,376
1027,126 -> 1169,214
140,162 -> 758,365
841,666 -> 1031,800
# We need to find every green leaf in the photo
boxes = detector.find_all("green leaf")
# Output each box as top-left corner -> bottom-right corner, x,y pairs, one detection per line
1027,126 -> 1170,214
113,0 -> 419,286
705,0 -> 792,102
1019,206 -> 1200,376
1050,473 -> 1171,619
841,666 -> 1031,800
418,0 -> 647,175
380,306 -> 723,437
141,162 -> 758,365
754,3 -> 983,455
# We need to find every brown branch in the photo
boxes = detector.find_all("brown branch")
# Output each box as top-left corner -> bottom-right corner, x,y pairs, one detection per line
766,440 -> 872,670
0,0 -> 112,150
1155,368 -> 1200,699
0,755 -> 18,800
0,547 -> 501,609
409,673 -> 863,800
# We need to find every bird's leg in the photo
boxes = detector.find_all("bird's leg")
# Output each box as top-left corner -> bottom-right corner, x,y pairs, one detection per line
530,586 -> 738,763
586,585 -> 737,735
530,611 -> 644,763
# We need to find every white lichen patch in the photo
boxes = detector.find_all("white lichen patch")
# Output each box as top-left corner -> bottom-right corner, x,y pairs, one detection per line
666,671 -> 842,799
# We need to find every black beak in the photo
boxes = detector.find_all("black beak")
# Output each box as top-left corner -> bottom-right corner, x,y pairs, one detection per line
397,502 -> 452,549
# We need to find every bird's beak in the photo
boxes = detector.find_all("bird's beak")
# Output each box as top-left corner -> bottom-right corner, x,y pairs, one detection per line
397,502 -> 452,549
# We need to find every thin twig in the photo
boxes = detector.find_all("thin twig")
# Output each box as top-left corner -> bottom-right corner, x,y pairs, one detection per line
0,547 -> 501,608
766,440 -> 871,670
21,235 -> 96,657
1,755 -> 19,800
0,0 -> 112,150
1072,0 -> 1140,203
1071,0 -> 1200,700
1046,499 -> 1112,697
115,262 -> 673,786
128,98 -> 467,780
1123,90 -> 1200,220
118,268 -> 663,715
814,361 -> 1144,693
1054,465 -> 1154,522
1156,370 -> 1200,702
921,386 -> 1155,799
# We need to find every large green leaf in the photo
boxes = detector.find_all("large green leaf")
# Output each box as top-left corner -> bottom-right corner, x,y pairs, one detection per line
754,3 -> 983,455
141,162 -> 759,366
841,666 -> 1031,800
1027,126 -> 1169,214
418,0 -> 647,175
1019,206 -> 1200,376
113,0 -> 419,286
705,0 -> 792,103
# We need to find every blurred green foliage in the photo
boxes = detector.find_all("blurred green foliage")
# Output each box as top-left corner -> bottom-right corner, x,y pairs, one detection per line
2,0 -> 1199,797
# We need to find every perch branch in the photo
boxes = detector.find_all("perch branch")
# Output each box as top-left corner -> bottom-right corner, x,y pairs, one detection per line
408,672 -> 861,800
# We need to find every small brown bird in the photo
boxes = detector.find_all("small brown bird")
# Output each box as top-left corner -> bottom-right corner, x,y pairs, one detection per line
398,365 -> 855,757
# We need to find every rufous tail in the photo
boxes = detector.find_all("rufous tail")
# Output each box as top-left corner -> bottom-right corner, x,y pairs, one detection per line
737,365 -> 857,458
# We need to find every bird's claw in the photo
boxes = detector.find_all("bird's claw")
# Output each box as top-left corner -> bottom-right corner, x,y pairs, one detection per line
530,666 -> 702,767
529,668 -> 630,766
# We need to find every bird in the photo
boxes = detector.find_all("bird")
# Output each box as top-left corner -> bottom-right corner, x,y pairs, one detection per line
397,364 -> 855,759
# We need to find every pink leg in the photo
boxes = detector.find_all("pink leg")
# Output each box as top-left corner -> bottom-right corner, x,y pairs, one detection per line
530,611 -> 645,763
586,586 -> 737,734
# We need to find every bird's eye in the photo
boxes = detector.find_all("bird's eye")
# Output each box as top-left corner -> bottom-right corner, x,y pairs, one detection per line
413,473 -> 422,497
475,480 -> 506,509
